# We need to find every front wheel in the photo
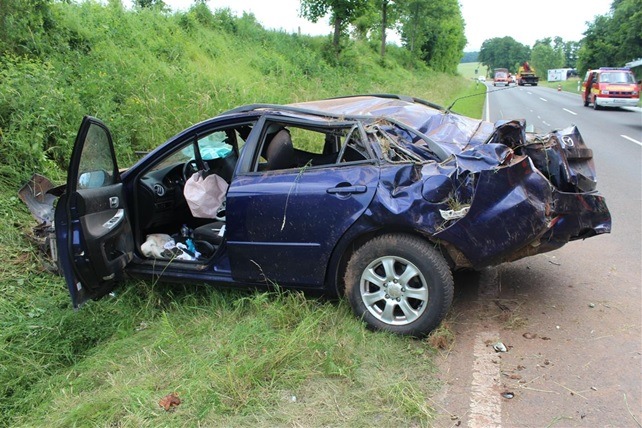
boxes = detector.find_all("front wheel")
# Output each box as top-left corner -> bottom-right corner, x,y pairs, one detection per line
593,96 -> 601,110
344,234 -> 454,337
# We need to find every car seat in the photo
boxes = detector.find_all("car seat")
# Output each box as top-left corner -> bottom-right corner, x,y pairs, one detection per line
265,129 -> 295,170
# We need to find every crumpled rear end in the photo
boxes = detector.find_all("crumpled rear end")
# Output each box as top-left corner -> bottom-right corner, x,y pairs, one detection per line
359,116 -> 611,270
432,121 -> 611,268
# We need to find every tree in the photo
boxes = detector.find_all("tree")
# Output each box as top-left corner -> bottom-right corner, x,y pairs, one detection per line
350,0 -> 402,59
133,0 -> 166,9
563,41 -> 581,68
351,2 -> 378,40
577,0 -> 642,74
398,0 -> 466,73
378,0 -> 393,58
478,37 -> 530,72
299,0 -> 369,52
461,51 -> 479,63
398,0 -> 428,55
530,37 -> 565,75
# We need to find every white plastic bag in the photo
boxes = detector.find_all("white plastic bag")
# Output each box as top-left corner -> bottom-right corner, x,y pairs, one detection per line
183,171 -> 228,218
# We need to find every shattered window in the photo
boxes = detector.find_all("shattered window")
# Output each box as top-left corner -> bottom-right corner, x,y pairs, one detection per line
256,123 -> 368,172
77,124 -> 115,189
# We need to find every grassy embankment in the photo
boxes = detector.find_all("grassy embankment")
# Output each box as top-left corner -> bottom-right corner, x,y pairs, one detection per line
0,3 -> 483,427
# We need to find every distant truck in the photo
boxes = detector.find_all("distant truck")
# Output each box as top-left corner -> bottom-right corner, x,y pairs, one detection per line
517,62 -> 539,86
493,68 -> 509,86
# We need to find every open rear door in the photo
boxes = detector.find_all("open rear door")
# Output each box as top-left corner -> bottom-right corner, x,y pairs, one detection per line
55,116 -> 134,308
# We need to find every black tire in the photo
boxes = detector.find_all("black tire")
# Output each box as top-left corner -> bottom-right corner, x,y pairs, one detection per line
593,96 -> 600,110
344,234 -> 454,337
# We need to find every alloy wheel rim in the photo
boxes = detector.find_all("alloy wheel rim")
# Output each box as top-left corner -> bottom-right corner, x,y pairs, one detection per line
359,255 -> 429,326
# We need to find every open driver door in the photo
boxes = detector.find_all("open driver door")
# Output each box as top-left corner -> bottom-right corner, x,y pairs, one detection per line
55,116 -> 134,308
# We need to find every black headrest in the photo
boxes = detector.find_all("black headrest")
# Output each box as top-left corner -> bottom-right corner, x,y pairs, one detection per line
266,129 -> 295,170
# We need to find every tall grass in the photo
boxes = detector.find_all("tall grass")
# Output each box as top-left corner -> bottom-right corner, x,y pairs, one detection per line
8,285 -> 441,427
0,2 -> 482,426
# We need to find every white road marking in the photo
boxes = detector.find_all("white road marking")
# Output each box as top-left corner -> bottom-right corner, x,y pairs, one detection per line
621,134 -> 642,147
539,97 -> 548,102
563,108 -> 577,115
543,121 -> 551,127
485,86 -> 491,122
469,331 -> 502,428
469,268 -> 502,428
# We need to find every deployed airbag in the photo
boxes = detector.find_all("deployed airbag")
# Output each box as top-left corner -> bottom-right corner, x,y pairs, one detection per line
183,171 -> 228,219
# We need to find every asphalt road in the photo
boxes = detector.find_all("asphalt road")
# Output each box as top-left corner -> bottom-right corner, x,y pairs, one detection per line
434,84 -> 642,427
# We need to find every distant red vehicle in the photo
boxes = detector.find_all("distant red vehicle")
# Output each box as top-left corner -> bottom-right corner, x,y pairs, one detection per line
493,68 -> 509,86
582,67 -> 640,110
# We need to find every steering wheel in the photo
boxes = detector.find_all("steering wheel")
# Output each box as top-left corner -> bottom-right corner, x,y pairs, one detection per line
182,159 -> 200,182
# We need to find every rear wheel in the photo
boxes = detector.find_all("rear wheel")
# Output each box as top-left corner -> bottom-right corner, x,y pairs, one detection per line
344,234 -> 454,337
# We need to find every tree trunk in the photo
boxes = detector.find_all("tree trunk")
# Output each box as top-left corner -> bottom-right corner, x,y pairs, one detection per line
380,0 -> 388,58
333,15 -> 342,53
411,2 -> 419,53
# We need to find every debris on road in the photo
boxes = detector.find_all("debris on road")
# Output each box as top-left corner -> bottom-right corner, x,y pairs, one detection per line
493,342 -> 508,352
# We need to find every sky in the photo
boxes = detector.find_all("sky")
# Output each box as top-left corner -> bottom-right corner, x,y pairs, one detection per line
164,0 -> 615,51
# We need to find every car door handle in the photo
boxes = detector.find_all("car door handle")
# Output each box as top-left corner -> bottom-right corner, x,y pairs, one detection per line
109,196 -> 119,209
326,185 -> 367,195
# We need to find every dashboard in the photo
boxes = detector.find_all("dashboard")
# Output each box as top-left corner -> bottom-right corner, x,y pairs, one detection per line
135,152 -> 237,233
137,162 -> 190,231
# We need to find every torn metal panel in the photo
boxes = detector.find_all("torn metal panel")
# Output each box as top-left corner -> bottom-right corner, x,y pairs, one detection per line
18,173 -> 57,226
18,174 -> 60,273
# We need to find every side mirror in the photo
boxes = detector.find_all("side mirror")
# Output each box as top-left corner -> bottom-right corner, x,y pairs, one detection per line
78,170 -> 108,189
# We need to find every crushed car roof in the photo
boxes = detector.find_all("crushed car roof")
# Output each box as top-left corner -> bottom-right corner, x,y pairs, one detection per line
224,94 -> 497,161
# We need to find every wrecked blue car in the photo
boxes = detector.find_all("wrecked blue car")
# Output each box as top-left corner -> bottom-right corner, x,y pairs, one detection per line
35,94 -> 610,337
